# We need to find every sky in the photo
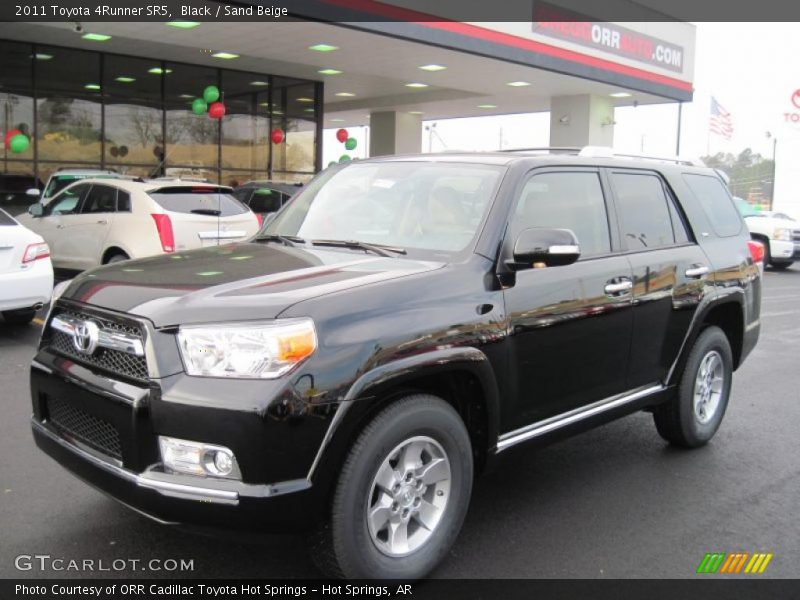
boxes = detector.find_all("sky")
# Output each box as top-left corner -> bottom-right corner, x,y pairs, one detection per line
323,23 -> 800,217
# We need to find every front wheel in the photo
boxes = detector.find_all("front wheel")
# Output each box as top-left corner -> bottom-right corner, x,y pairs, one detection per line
653,326 -> 733,448
312,394 -> 473,580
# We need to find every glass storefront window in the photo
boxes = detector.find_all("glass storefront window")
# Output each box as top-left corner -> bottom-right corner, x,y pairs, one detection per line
1,42 -> 34,170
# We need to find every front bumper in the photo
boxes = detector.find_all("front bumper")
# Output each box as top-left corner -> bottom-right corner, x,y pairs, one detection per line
769,239 -> 798,262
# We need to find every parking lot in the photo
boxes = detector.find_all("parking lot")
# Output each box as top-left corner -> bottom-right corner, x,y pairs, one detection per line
0,267 -> 798,580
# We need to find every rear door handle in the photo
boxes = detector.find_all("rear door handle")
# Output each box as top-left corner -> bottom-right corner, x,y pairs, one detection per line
96,219 -> 108,225
604,279 -> 633,295
56,224 -> 65,229
685,265 -> 709,278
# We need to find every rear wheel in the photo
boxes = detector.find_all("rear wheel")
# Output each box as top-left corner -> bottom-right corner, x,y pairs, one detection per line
312,394 -> 473,580
105,252 -> 129,264
2,309 -> 36,326
653,326 -> 733,448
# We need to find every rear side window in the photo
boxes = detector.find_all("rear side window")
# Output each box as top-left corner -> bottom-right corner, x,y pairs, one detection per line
249,188 -> 283,213
80,185 -> 118,214
611,172 -> 677,251
147,187 -> 248,217
683,174 -> 742,237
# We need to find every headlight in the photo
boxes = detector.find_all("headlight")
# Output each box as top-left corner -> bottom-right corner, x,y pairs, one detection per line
177,318 -> 316,379
773,228 -> 792,241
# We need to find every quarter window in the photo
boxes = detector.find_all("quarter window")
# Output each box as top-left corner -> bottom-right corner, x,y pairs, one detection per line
512,172 -> 611,257
611,173 -> 676,251
683,173 -> 742,237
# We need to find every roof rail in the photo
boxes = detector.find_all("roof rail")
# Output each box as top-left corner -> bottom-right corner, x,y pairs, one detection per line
498,147 -> 582,154
578,146 -> 705,166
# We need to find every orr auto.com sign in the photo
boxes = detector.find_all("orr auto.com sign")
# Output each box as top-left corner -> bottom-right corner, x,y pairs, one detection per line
533,3 -> 685,73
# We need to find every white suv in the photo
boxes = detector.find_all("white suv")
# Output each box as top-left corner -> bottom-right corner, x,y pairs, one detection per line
18,179 -> 260,270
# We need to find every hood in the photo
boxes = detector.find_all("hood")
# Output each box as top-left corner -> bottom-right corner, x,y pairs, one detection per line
744,215 -> 798,232
62,242 -> 444,327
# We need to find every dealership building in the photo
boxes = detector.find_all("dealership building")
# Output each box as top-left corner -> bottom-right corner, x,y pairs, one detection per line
0,4 -> 696,190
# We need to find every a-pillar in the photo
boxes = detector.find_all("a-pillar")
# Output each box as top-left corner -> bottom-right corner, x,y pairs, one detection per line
369,111 -> 423,157
549,94 -> 615,148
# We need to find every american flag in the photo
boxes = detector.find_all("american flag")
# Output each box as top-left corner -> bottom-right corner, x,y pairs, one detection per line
710,97 -> 733,140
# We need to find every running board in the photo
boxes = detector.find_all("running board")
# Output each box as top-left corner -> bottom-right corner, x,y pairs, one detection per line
496,384 -> 665,452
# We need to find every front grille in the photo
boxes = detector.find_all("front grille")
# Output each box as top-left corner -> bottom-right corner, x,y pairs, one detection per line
46,396 -> 122,460
47,307 -> 148,382
792,230 -> 800,242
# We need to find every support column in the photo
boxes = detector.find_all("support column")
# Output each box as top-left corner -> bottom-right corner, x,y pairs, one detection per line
549,94 -> 615,148
369,111 -> 422,157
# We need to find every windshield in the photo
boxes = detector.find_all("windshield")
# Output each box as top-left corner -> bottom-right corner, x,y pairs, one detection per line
44,173 -> 116,198
262,161 -> 505,255
733,197 -> 760,218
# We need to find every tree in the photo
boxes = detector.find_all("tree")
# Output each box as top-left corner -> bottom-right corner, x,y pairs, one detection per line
701,148 -> 775,202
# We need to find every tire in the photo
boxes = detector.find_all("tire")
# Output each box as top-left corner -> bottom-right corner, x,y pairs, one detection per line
2,309 -> 36,326
311,394 -> 473,580
653,325 -> 733,448
770,261 -> 792,271
105,252 -> 129,264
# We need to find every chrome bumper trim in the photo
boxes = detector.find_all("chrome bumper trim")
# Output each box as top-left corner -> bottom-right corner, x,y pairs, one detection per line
31,418 -> 309,505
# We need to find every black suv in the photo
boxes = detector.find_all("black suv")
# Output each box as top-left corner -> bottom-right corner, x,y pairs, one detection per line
30,151 -> 761,580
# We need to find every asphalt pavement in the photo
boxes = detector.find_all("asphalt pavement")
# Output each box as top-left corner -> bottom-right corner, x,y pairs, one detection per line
0,267 -> 798,579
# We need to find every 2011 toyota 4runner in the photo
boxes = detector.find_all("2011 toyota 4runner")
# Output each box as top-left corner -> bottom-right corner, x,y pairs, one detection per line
30,151 -> 761,580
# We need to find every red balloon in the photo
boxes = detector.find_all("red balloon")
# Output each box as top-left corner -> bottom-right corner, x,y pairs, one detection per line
335,128 -> 348,143
270,128 -> 284,144
4,128 -> 22,149
208,102 -> 226,119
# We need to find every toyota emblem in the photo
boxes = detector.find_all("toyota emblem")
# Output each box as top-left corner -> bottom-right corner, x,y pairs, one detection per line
72,320 -> 100,355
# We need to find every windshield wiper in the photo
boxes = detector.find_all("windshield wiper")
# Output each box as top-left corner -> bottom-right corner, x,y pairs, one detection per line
190,208 -> 221,216
310,239 -> 407,257
256,234 -> 306,247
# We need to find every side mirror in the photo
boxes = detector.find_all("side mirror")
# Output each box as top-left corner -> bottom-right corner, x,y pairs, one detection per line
507,227 -> 580,270
28,203 -> 43,217
26,188 -> 41,198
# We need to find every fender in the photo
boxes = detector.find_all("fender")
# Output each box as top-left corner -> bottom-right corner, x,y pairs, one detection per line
665,288 -> 746,387
305,346 -> 501,485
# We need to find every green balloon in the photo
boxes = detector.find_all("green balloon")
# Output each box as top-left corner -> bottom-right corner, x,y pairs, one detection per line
203,85 -> 220,104
191,98 -> 208,115
339,154 -> 351,163
9,134 -> 29,154
345,137 -> 357,151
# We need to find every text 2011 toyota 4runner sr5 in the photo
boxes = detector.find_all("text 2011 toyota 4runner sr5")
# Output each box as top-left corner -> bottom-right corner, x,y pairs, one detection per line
30,150 -> 761,580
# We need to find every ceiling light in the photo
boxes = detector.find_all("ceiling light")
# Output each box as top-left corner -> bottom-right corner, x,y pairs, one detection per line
250,81 -> 268,86
477,104 -> 497,108
318,68 -> 342,75
34,53 -> 53,60
166,21 -> 200,29
610,92 -> 632,98
259,101 -> 270,107
405,83 -> 429,88
273,110 -> 284,115
115,76 -> 135,83
84,83 -> 101,90
330,118 -> 345,122
308,44 -> 338,52
82,33 -> 111,42
409,111 -> 424,115
296,97 -> 314,103
179,94 -> 194,99
335,92 -> 355,97
506,81 -> 531,87
418,64 -> 446,72
148,67 -> 173,74
212,52 -> 239,59
304,108 -> 315,113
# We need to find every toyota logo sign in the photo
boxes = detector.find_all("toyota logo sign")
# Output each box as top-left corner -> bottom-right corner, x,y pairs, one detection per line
72,320 -> 100,355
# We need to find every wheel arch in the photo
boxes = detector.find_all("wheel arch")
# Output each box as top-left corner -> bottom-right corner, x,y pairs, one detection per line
101,245 -> 130,264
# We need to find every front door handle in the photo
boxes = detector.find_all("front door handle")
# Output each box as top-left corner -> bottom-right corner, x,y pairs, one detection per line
685,265 -> 710,278
96,219 -> 108,225
56,224 -> 65,229
604,279 -> 633,296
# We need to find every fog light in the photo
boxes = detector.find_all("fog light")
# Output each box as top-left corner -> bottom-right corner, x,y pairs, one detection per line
158,436 -> 241,480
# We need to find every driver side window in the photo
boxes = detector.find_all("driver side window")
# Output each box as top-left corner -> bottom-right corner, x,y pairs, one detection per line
511,172 -> 611,257
44,184 -> 90,217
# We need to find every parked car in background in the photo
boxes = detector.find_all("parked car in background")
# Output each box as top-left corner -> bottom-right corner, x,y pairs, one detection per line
759,210 -> 797,221
233,180 -> 303,219
0,208 -> 53,325
0,172 -> 43,216
17,179 -> 260,271
734,197 -> 799,269
37,169 -> 121,204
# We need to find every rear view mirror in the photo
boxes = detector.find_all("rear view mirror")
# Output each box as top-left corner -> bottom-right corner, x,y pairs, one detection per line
26,188 -> 41,198
28,203 -> 43,217
508,227 -> 580,270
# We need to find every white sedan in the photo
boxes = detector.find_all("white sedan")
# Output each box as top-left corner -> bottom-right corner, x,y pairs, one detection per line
0,208 -> 53,325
